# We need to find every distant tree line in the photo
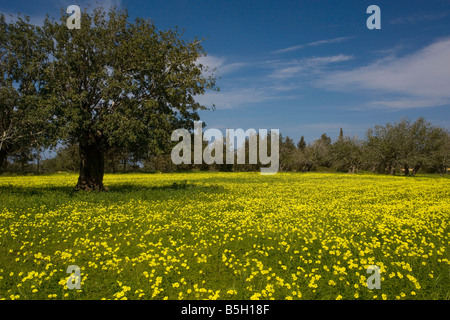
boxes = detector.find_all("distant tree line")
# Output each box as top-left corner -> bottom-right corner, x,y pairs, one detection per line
2,117 -> 449,176
277,117 -> 449,176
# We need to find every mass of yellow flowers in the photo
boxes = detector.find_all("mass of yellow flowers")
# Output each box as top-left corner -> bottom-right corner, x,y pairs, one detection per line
0,172 -> 448,300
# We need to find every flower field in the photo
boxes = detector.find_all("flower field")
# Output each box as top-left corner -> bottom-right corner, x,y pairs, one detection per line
0,172 -> 449,300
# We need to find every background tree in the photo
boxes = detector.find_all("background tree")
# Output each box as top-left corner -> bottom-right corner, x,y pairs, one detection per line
403,118 -> 448,176
339,128 -> 344,141
365,124 -> 397,174
40,7 -> 216,190
295,144 -> 316,172
0,14 -> 53,171
279,134 -> 297,172
41,144 -> 80,172
234,133 -> 258,172
428,132 -> 450,175
297,135 -> 306,151
309,133 -> 332,168
331,136 -> 362,173
364,118 -> 448,175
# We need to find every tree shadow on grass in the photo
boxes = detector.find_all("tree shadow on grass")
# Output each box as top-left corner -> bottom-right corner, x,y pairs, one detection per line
0,182 -> 226,212
0,185 -> 75,196
106,181 -> 225,195
0,181 -> 225,200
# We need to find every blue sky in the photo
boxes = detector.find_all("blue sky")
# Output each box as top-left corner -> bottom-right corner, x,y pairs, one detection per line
2,0 -> 450,143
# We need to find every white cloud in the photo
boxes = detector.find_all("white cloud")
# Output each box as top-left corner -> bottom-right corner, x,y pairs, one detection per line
318,38 -> 450,109
272,36 -> 353,54
306,55 -> 354,65
270,65 -> 305,79
197,55 -> 224,70
196,55 -> 246,76
195,88 -> 280,110
270,54 -> 353,79
195,53 -> 354,110
390,11 -> 450,24
365,98 -> 450,110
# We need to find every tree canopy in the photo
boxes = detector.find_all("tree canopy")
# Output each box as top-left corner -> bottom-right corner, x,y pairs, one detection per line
0,14 -> 53,169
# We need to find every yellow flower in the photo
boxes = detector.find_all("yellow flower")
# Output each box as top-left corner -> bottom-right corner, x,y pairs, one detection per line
250,293 -> 261,300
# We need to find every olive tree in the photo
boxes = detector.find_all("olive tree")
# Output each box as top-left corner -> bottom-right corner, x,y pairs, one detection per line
40,7 -> 217,190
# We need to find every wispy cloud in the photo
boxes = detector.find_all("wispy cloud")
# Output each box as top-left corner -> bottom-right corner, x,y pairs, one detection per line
305,55 -> 354,64
195,52 -> 354,108
195,87 -> 287,110
390,11 -> 450,24
269,54 -> 353,79
318,38 -> 450,109
272,36 -> 353,54
364,98 -> 450,110
197,55 -> 247,77
371,44 -> 405,57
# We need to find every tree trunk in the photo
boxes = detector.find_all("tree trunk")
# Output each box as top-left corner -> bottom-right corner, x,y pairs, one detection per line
0,148 -> 7,171
389,165 -> 395,175
36,151 -> 41,173
123,157 -> 127,172
76,143 -> 106,191
111,154 -> 117,173
412,164 -> 421,176
21,153 -> 26,172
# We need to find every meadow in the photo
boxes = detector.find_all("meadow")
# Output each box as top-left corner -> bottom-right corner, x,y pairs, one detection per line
0,172 -> 449,300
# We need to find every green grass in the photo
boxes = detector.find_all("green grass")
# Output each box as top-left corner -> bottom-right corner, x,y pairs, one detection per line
0,172 -> 449,300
